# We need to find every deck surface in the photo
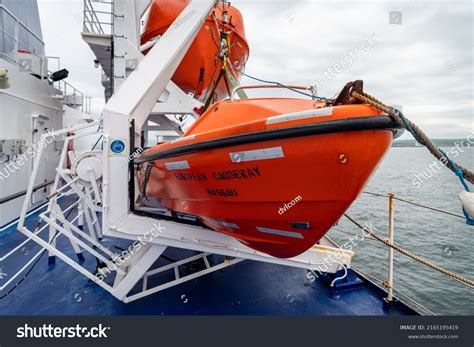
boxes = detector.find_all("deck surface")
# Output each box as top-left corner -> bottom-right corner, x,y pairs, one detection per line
0,203 -> 417,316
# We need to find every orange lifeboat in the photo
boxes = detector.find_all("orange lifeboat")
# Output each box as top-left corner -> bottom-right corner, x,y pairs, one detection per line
137,91 -> 402,258
142,0 -> 250,102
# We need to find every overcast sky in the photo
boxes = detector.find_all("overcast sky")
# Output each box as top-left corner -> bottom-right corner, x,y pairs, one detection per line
37,0 -> 472,138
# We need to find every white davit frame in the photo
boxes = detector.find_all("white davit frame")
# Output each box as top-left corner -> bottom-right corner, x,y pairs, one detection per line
13,0 -> 353,303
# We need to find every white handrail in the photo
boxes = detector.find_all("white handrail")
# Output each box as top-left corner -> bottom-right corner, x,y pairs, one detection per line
231,84 -> 312,100
83,0 -> 113,35
0,5 -> 45,45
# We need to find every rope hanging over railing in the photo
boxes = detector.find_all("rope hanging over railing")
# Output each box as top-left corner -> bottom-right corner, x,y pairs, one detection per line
351,91 -> 474,225
351,91 -> 474,185
344,214 -> 474,288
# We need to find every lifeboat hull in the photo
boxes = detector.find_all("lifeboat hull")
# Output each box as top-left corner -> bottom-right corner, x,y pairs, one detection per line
138,99 -> 401,258
142,0 -> 249,101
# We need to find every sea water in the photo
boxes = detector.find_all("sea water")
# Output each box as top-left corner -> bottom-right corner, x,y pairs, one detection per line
330,147 -> 474,315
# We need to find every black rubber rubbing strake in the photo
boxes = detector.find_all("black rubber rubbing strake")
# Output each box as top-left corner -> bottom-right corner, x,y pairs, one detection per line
134,115 -> 402,164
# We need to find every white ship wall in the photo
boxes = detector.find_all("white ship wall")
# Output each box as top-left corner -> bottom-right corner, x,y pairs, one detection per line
0,57 -> 63,229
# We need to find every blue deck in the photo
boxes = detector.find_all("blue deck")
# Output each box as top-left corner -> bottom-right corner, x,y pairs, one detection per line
0,204 -> 418,316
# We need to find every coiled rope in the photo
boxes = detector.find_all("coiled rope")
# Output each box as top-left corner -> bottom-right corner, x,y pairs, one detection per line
344,213 -> 474,288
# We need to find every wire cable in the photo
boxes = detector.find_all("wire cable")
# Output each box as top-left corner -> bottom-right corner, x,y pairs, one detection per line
238,70 -> 333,101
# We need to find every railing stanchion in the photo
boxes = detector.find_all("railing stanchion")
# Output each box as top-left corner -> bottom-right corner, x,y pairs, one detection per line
385,192 -> 395,307
13,20 -> 19,55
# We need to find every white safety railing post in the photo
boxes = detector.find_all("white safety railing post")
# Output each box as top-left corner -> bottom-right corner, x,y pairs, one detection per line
13,19 -> 19,54
386,192 -> 395,304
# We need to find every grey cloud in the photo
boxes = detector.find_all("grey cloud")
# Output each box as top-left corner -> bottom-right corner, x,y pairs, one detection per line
38,0 -> 472,138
